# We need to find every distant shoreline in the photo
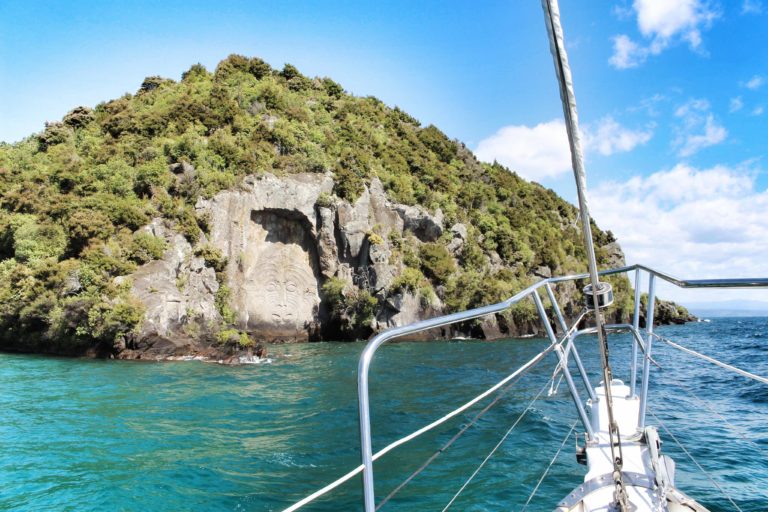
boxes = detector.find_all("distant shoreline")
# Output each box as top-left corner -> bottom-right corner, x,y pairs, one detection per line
688,310 -> 768,319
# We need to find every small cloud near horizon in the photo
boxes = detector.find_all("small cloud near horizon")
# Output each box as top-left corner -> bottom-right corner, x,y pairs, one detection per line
742,0 -> 764,14
743,75 -> 765,90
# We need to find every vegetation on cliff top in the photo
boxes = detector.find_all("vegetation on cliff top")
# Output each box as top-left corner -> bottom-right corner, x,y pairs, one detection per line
0,54 -> 631,352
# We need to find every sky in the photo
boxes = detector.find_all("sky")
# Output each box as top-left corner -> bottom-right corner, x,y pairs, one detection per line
1,0 -> 766,306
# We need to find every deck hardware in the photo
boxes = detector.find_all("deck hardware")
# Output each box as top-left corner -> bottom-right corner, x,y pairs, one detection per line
583,282 -> 614,310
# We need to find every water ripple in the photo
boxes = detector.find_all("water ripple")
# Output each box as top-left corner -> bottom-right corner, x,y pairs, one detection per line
0,319 -> 766,511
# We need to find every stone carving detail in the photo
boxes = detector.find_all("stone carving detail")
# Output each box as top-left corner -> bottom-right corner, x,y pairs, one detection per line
235,211 -> 321,335
246,245 -> 316,329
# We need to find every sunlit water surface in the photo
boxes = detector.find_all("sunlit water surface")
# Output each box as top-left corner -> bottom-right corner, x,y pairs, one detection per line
1,317 -> 766,511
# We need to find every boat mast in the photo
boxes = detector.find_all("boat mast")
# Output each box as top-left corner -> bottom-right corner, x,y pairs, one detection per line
540,1 -> 630,509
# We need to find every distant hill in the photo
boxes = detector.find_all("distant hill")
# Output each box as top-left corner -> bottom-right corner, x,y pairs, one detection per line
686,300 -> 768,318
0,54 -> 656,358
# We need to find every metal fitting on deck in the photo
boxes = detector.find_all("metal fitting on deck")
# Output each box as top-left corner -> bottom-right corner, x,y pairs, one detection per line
583,282 -> 614,310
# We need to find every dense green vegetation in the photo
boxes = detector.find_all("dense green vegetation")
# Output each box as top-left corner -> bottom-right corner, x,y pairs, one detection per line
0,54 -> 630,353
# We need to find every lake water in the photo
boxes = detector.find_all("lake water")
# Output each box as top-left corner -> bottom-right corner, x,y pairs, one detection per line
1,317 -> 766,511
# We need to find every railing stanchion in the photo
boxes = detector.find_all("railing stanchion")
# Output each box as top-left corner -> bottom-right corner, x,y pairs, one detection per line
638,274 -> 656,429
565,335 -> 597,402
630,269 -> 642,397
533,292 -> 595,439
545,283 -> 596,401
545,283 -> 568,334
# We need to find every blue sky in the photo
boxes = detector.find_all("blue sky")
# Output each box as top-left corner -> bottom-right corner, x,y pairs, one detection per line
1,0 -> 766,304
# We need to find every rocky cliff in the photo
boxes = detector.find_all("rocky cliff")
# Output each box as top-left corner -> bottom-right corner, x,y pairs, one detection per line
0,55 -> 692,360
121,171 -> 630,359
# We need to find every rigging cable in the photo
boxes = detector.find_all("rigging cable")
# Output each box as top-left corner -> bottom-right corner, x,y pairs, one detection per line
648,408 -> 743,512
676,382 -> 768,458
374,310 -> 587,510
652,333 -> 768,385
282,342 -> 558,512
540,0 -> 628,508
521,420 -> 578,511
441,379 -> 551,512
375,371 -> 529,510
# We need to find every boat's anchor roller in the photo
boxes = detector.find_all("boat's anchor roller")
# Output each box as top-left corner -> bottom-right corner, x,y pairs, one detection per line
583,282 -> 614,310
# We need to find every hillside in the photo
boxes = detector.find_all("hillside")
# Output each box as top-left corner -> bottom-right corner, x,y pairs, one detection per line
0,55 -> 640,359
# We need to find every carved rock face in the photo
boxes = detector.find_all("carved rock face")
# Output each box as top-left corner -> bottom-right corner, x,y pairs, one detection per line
198,174 -> 332,340
233,211 -> 321,336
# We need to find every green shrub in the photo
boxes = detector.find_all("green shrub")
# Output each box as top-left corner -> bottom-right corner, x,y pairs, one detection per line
391,267 -> 426,293
316,192 -> 334,208
130,232 -> 166,264
14,218 -> 67,262
367,232 -> 384,246
345,289 -> 378,329
85,298 -> 145,342
66,209 -> 114,254
195,243 -> 227,273
321,277 -> 346,316
215,284 -> 234,323
419,243 -> 456,284
215,328 -> 240,345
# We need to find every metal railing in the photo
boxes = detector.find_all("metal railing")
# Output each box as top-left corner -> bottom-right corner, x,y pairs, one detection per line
356,264 -> 768,512
281,264 -> 768,512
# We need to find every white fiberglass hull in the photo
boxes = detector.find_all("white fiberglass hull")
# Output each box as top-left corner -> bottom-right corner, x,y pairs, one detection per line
556,380 -> 708,512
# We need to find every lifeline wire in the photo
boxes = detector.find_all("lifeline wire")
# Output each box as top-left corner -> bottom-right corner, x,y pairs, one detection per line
648,408 -> 743,512
653,333 -> 768,385
377,312 -> 588,510
666,376 -> 768,458
375,371 -> 529,510
281,343 -> 557,512
441,379 -> 551,512
521,420 -> 578,511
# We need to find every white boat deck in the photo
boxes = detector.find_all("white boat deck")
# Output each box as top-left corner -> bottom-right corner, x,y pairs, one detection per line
559,380 -> 661,511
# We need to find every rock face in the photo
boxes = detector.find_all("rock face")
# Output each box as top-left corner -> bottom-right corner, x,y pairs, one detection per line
129,173 -> 451,345
131,219 -> 220,343
198,173 -> 332,340
126,173 -> 672,351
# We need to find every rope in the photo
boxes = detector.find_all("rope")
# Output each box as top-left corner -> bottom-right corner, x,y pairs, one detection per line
281,464 -> 364,512
441,379 -> 551,511
375,372 -> 529,510
521,420 -> 578,511
648,408 -> 743,512
281,343 -> 557,512
653,333 -> 768,385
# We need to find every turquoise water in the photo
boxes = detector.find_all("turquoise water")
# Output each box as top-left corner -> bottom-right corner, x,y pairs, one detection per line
1,318 -> 766,511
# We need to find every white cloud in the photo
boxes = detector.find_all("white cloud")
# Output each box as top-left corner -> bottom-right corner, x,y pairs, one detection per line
673,99 -> 727,156
609,35 -> 646,69
475,117 -> 652,180
590,163 -> 768,302
744,75 -> 764,90
610,0 -> 719,69
474,120 -> 572,180
742,0 -> 764,14
581,116 -> 653,156
752,106 -> 765,116
729,96 -> 744,113
629,94 -> 667,117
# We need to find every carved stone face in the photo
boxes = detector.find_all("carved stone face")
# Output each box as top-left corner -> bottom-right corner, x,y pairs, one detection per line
235,211 -> 321,335
258,246 -> 316,327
